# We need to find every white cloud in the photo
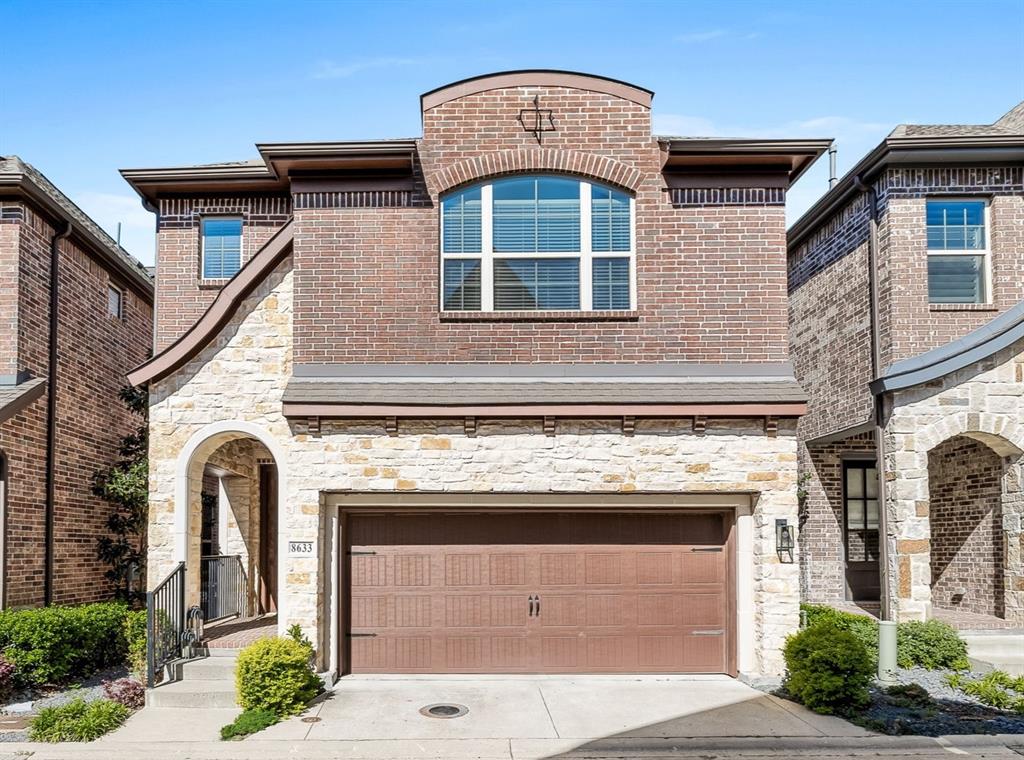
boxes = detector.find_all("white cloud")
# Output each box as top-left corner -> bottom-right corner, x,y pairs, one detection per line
75,191 -> 155,265
674,30 -> 728,43
311,57 -> 423,80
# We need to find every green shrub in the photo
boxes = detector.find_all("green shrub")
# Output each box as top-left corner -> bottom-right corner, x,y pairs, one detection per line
783,621 -> 873,715
235,637 -> 320,717
123,610 -> 147,680
884,683 -> 933,709
28,698 -> 130,742
952,670 -> 1024,713
286,623 -> 312,650
220,707 -> 279,740
800,603 -> 879,664
896,620 -> 970,670
0,602 -> 130,687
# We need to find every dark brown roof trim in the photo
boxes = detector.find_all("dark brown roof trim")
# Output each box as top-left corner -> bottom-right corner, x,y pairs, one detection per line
0,377 -> 46,424
0,159 -> 153,297
788,134 -> 1024,249
659,138 -> 832,186
127,220 -> 294,387
283,402 -> 807,418
421,70 -> 654,111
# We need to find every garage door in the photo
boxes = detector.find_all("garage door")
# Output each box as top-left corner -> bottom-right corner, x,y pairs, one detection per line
345,511 -> 733,674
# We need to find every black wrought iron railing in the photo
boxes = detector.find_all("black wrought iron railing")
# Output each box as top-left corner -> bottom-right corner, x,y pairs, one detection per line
146,562 -> 186,686
201,555 -> 250,622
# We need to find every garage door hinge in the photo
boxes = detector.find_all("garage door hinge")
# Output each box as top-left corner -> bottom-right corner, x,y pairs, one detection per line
691,547 -> 723,552
347,632 -> 378,638
348,550 -> 378,556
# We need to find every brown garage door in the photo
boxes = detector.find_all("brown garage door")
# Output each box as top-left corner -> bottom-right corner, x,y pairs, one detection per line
345,511 -> 733,674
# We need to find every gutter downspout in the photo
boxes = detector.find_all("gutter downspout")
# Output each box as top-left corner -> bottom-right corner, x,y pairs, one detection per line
854,175 -> 894,624
44,221 -> 72,606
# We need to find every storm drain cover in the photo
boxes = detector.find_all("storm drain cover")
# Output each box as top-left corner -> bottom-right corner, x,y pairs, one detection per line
419,702 -> 469,719
301,716 -> 321,723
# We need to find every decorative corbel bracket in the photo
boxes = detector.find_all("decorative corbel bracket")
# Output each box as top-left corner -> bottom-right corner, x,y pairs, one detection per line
622,415 -> 636,436
543,416 -> 556,437
692,415 -> 707,435
385,417 -> 398,436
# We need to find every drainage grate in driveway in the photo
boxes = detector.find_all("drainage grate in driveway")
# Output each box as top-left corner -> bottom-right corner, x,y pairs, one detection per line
419,703 -> 469,719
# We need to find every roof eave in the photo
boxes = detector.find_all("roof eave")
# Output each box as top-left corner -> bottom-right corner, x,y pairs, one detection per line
0,172 -> 154,296
660,138 -> 833,186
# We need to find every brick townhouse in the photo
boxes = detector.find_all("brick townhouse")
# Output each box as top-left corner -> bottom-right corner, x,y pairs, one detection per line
0,157 -> 154,607
124,70 -> 829,678
788,103 -> 1024,625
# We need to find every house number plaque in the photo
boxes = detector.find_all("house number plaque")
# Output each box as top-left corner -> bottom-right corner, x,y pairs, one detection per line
287,540 -> 314,556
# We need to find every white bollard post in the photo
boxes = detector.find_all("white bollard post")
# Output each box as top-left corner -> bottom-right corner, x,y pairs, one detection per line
878,620 -> 898,683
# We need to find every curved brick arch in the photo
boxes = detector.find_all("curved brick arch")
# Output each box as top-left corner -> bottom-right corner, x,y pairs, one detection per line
430,149 -> 645,197
915,412 -> 1024,459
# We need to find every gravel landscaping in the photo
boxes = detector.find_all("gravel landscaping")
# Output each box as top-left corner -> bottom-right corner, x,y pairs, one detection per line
754,668 -> 1024,736
0,665 -> 130,742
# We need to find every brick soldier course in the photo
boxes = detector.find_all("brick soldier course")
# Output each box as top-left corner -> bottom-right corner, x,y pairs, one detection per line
0,156 -> 153,607
124,70 -> 830,678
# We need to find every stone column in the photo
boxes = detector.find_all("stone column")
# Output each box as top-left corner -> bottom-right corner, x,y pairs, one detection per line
884,423 -> 932,622
1003,459 -> 1024,623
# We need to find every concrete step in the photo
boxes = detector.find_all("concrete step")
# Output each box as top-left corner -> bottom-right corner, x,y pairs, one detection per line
196,646 -> 244,658
963,632 -> 1024,676
146,680 -> 237,709
172,656 -> 237,681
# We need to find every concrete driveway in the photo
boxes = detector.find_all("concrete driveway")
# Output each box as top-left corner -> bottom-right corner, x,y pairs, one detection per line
248,674 -> 868,753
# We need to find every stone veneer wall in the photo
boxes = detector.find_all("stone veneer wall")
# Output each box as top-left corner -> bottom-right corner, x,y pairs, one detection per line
147,256 -> 801,675
884,346 -> 1024,623
927,436 -> 1004,617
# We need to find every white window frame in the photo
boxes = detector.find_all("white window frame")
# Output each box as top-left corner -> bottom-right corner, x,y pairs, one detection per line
107,284 -> 123,320
201,216 -> 244,281
926,197 -> 991,305
439,177 -> 637,312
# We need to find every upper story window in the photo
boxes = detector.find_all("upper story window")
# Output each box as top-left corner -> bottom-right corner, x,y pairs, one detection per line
201,218 -> 243,280
926,199 -> 989,304
107,285 -> 123,319
440,175 -> 634,312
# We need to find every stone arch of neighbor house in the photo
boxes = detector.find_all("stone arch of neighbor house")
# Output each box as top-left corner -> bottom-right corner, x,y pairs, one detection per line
895,413 -> 1024,624
174,421 -> 287,635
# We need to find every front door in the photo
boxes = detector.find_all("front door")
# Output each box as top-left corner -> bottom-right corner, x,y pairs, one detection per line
843,460 -> 880,601
345,510 -> 734,674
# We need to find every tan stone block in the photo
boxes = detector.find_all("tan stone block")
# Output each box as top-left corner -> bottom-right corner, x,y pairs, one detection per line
301,504 -> 319,515
397,479 -> 417,490
603,473 -> 624,483
420,437 -> 452,450
899,556 -> 912,598
747,471 -> 779,481
619,483 -> 636,492
360,440 -> 373,449
363,466 -> 379,477
686,463 -> 710,473
915,500 -> 929,517
287,573 -> 310,585
343,453 -> 368,464
898,538 -> 930,554
381,467 -> 399,478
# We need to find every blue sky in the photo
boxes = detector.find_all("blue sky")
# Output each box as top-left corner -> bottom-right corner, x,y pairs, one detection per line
2,0 -> 1022,265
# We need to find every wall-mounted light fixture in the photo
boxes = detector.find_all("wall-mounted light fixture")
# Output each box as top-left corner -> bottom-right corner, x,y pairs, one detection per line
776,519 -> 795,563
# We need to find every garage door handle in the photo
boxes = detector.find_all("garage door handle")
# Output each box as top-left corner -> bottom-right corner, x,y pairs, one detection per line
528,595 -> 536,617
535,596 -> 540,617
691,630 -> 724,636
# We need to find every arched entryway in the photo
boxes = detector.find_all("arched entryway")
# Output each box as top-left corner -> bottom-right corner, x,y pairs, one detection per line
174,422 -> 286,634
927,435 -> 1005,619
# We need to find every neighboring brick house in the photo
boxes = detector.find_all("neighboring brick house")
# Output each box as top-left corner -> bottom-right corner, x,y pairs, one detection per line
788,103 -> 1024,624
124,70 -> 828,678
0,157 -> 154,607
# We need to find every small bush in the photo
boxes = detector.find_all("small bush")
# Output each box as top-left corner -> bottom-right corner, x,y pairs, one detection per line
124,610 -> 147,680
0,655 -> 16,702
103,678 -> 145,710
236,637 -> 320,717
0,602 -> 130,688
28,698 -> 130,742
896,620 -> 970,670
286,623 -> 312,650
800,603 -> 879,664
884,683 -> 933,709
952,670 -> 1024,713
784,621 -> 874,715
220,707 -> 279,740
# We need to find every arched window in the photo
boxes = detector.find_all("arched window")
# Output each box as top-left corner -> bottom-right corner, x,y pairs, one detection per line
441,175 -> 634,312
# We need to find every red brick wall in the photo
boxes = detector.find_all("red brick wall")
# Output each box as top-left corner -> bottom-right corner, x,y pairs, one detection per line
0,201 -> 153,607
878,167 -> 1024,366
798,433 -> 877,602
291,84 -> 791,365
927,436 -> 1003,617
0,206 -> 20,379
155,198 -> 290,351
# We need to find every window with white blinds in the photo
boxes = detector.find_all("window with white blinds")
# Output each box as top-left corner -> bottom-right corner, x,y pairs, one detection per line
201,218 -> 243,280
440,175 -> 634,312
926,200 -> 989,304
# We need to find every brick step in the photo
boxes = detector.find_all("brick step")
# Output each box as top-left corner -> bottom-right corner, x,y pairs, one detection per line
146,679 -> 237,709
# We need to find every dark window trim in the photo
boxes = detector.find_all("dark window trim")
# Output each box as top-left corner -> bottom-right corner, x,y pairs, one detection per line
199,215 -> 244,282
842,459 -> 879,564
